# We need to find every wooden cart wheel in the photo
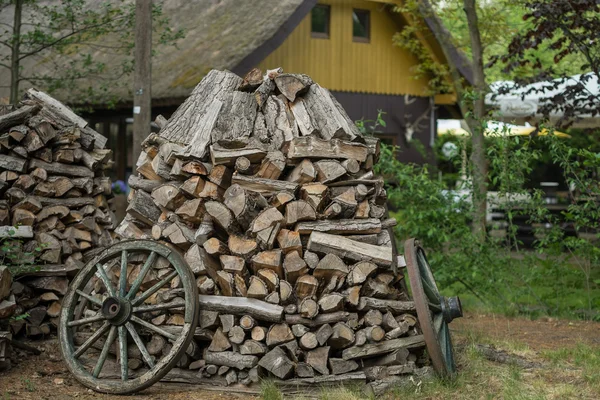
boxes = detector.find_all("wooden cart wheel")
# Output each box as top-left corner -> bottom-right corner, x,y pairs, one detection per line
59,240 -> 198,394
404,238 -> 462,378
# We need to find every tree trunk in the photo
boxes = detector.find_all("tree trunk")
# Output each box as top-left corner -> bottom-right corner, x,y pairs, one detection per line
10,0 -> 23,104
463,0 -> 488,241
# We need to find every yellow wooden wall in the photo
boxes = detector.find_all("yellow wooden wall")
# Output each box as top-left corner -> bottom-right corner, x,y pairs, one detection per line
257,0 -> 431,96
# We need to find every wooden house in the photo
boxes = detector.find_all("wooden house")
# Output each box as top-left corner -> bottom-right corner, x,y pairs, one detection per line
0,0 -> 472,181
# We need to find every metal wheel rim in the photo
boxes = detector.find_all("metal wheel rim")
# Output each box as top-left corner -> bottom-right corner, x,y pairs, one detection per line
59,240 -> 198,394
404,238 -> 458,378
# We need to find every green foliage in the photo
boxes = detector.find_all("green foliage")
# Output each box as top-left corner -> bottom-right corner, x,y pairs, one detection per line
355,109 -> 387,136
0,228 -> 43,276
0,0 -> 184,106
260,380 -> 283,400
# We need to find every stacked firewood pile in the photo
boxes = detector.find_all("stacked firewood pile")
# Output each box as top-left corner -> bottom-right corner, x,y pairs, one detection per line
0,90 -> 115,339
116,68 -> 428,391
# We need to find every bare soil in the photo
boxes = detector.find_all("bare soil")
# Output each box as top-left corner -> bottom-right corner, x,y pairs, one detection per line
1,313 -> 599,399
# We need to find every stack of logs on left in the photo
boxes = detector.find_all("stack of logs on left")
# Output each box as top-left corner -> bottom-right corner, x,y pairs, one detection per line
0,89 -> 115,343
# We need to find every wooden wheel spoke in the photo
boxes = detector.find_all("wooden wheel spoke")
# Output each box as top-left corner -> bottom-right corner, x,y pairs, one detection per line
95,263 -> 116,297
125,251 -> 158,300
125,322 -> 155,368
119,250 -> 129,297
67,314 -> 106,327
73,322 -> 110,359
132,270 -> 178,306
75,289 -> 103,307
133,299 -> 185,314
118,326 -> 128,381
130,315 -> 178,342
93,325 -> 117,378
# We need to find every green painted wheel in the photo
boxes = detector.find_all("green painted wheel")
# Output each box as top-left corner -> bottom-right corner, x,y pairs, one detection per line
59,240 -> 198,394
404,238 -> 462,378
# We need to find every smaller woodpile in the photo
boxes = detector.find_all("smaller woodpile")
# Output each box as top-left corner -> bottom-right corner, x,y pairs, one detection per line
116,68 -> 429,393
0,90 -> 115,340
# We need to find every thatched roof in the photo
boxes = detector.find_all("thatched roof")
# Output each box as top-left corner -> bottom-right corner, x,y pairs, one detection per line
0,0 -> 308,105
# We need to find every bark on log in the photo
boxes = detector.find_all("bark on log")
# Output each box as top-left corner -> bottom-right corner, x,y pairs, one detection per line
307,232 -> 393,267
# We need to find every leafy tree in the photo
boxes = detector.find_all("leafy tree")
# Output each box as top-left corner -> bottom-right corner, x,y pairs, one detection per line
490,0 -> 600,127
0,0 -> 183,105
394,0 -> 489,240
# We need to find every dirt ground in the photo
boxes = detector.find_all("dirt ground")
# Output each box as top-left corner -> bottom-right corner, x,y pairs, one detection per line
1,313 -> 599,399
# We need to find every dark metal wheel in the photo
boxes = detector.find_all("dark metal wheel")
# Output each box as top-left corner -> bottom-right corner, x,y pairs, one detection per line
404,238 -> 462,378
59,240 -> 198,394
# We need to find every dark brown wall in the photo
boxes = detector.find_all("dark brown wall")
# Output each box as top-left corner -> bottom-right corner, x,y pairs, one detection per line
331,91 -> 436,164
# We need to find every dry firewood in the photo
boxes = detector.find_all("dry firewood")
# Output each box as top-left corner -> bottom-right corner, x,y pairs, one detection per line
228,326 -> 246,345
180,176 -> 206,198
203,351 -> 258,369
169,158 -> 189,179
285,200 -> 316,225
151,184 -> 186,210
265,323 -> 294,348
239,67 -> 263,91
233,274 -> 246,297
128,175 -> 161,193
314,160 -> 346,183
197,181 -> 224,200
247,276 -> 268,300
282,251 -> 307,285
341,159 -> 360,174
256,268 -> 279,292
210,145 -> 266,166
239,315 -> 256,331
314,254 -> 348,281
322,202 -> 342,219
255,151 -> 285,180
296,362 -> 315,378
284,304 -> 297,314
303,251 -> 319,270
361,326 -> 386,343
205,201 -> 240,235
341,335 -> 425,361
341,285 -> 361,307
329,358 -> 359,375
162,222 -> 195,250
207,165 -> 233,189
396,313 -> 418,327
259,347 -> 294,379
276,229 -> 302,255
12,197 -> 41,213
250,207 -> 284,234
295,218 -> 381,235
199,295 -> 283,322
307,346 -> 330,375
382,312 -> 400,331
296,331 -> 318,351
216,270 -> 234,296
251,326 -> 268,342
347,261 -> 378,286
264,291 -> 280,304
203,237 -> 229,257
291,324 -> 310,338
298,298 -> 318,319
285,311 -> 358,328
255,223 -> 280,250
319,293 -> 345,313
279,280 -> 294,304
13,175 -> 35,193
234,156 -> 254,175
175,198 -> 204,224
332,187 -> 357,218
328,322 -> 355,349
264,95 -> 297,147
361,279 -> 393,298
369,203 -> 386,219
182,161 -> 210,175
274,73 -> 313,102
185,244 -> 220,277
220,255 -> 246,277
364,309 -> 383,327
286,159 -> 316,184
29,167 -> 47,182
288,136 -> 368,163
384,322 -> 410,340
251,249 -> 283,277
294,274 -> 319,299
12,208 -> 35,226
197,276 -> 216,294
308,231 -> 393,267
240,339 -> 267,356
354,329 -> 367,347
232,174 -> 298,195
228,235 -> 259,260
0,171 -> 19,183
151,154 -> 172,180
254,76 -> 276,108
270,191 -> 295,210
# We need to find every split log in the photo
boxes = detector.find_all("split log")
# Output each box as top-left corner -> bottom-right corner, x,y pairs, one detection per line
232,175 -> 298,195
247,276 -> 268,300
328,322 -> 355,349
205,201 -> 240,235
255,151 -> 286,180
274,73 -> 313,102
240,340 -> 267,356
294,275 -> 319,299
288,136 -> 368,162
203,351 -> 258,369
266,323 -> 294,348
197,295 -> 283,322
276,229 -> 302,255
302,84 -> 359,141
298,298 -> 318,319
299,332 -> 318,350
295,219 -> 381,235
282,251 -> 307,285
251,250 -> 283,277
228,235 -> 259,260
341,335 -> 425,360
314,160 -> 346,183
285,311 -> 358,328
307,231 -> 393,267
259,347 -> 294,379
329,358 -> 358,375
286,159 -> 316,184
306,346 -> 329,375
285,200 -> 316,225
228,326 -> 246,345
318,293 -> 344,313
357,298 -> 416,313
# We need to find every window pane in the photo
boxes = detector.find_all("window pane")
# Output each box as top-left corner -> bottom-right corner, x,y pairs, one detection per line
352,9 -> 369,39
311,5 -> 330,35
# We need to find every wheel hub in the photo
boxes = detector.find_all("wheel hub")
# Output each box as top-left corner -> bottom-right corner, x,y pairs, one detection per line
440,296 -> 463,323
101,297 -> 132,326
